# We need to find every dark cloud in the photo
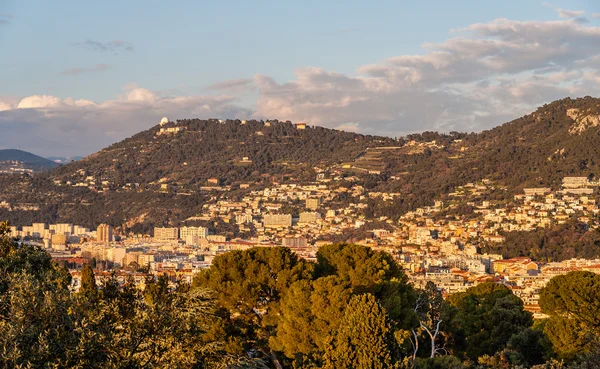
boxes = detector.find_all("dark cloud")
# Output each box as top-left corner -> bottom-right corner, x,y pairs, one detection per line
206,78 -> 254,91
0,13 -> 13,25
60,64 -> 112,76
73,40 -> 134,53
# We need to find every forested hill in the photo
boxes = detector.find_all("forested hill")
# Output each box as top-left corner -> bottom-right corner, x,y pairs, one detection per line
369,96 -> 600,201
1,96 -> 600,230
51,119 -> 399,186
48,96 -> 600,191
0,149 -> 60,172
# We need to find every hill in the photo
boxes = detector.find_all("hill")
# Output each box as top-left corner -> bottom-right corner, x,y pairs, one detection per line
1,97 -> 600,232
0,149 -> 60,173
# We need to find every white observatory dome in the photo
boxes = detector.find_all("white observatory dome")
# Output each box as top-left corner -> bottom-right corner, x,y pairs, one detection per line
160,117 -> 169,126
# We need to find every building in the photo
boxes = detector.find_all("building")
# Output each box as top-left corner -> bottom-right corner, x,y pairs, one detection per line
295,122 -> 307,130
523,188 -> 551,196
282,237 -> 308,248
51,234 -> 68,250
97,224 -> 113,244
51,223 -> 74,236
306,198 -> 322,210
154,227 -> 179,240
562,177 -> 590,188
32,223 -> 47,238
236,214 -> 253,224
263,214 -> 292,228
298,211 -> 321,223
180,226 -> 208,244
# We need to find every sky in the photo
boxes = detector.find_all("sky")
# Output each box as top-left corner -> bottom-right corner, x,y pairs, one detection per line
1,0 -> 600,157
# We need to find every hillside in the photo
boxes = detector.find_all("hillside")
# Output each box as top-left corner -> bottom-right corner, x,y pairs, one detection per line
51,119 -> 398,185
0,149 -> 60,172
1,97 -> 600,231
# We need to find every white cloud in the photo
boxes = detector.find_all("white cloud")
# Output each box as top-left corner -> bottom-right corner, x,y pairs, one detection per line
556,8 -> 585,18
254,17 -> 600,136
17,95 -> 64,109
0,88 -> 251,156
3,14 -> 600,156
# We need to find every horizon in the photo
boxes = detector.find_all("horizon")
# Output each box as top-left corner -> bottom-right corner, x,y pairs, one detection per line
0,95 -> 590,161
1,0 -> 600,157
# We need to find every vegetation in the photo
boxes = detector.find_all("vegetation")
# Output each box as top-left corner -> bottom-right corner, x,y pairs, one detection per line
5,97 -> 600,237
3,221 -> 600,367
481,220 -> 600,262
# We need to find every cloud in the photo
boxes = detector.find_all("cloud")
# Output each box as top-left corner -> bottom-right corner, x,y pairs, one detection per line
0,88 -> 251,156
592,13 -> 600,19
206,78 -> 254,91
0,13 -> 13,25
255,17 -> 600,136
60,63 -> 112,76
4,14 -> 600,156
556,8 -> 585,18
74,40 -> 134,53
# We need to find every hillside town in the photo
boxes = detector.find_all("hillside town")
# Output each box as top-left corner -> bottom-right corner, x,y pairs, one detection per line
8,173 -> 600,317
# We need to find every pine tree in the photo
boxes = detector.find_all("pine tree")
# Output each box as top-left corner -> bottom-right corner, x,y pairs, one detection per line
324,293 -> 398,369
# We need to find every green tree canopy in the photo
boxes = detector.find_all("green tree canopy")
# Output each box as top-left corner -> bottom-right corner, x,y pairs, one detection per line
193,247 -> 313,367
269,275 -> 353,365
447,282 -> 533,361
539,271 -> 600,359
323,293 -> 399,369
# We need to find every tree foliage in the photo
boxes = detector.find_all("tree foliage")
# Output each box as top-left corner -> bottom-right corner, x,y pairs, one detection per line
446,282 -> 533,361
540,271 -> 600,359
323,294 -> 399,369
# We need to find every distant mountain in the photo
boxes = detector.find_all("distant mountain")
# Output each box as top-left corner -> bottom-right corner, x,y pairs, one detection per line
0,149 -> 60,172
46,156 -> 84,164
1,97 -> 600,232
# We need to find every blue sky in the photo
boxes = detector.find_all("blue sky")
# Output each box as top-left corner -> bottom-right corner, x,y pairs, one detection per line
1,0 -> 600,156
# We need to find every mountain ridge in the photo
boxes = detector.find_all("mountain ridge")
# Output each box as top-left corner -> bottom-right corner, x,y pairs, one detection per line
1,96 -> 600,232
0,149 -> 60,172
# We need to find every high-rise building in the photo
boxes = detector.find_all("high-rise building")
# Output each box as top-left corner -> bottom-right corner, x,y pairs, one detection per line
51,223 -> 74,236
97,224 -> 113,244
32,223 -> 47,238
154,227 -> 179,240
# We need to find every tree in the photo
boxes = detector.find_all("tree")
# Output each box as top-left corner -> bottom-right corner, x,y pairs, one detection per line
504,327 -> 553,367
79,263 -> 97,298
193,247 -> 313,368
323,294 -> 399,369
412,281 -> 453,359
315,243 -> 405,294
0,221 -> 76,366
269,276 -> 353,366
539,271 -> 600,359
315,243 -> 417,328
446,282 -> 533,361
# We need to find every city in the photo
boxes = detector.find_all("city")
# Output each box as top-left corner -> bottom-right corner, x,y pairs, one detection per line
9,173 -> 600,319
